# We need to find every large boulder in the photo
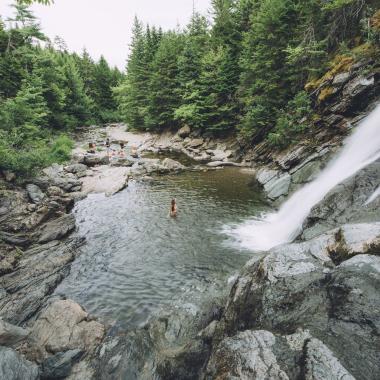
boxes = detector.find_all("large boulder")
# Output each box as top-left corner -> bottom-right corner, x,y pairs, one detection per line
0,346 -> 39,380
160,158 -> 185,172
28,300 -> 105,360
205,329 -> 354,380
216,235 -> 380,380
64,164 -> 87,178
26,184 -> 45,204
83,155 -> 109,167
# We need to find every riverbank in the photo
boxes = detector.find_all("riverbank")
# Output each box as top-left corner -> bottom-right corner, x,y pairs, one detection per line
0,57 -> 379,379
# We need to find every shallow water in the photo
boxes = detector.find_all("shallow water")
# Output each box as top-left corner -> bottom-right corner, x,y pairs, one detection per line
55,168 -> 268,329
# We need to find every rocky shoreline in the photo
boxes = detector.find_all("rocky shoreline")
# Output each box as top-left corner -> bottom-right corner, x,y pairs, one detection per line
0,58 -> 379,379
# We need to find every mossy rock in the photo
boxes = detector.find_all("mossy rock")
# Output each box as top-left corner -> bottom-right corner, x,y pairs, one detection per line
318,86 -> 335,103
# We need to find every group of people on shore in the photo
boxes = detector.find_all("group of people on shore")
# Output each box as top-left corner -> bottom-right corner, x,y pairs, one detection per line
87,138 -> 138,159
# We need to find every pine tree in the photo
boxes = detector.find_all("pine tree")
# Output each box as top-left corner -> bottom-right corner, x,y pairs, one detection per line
239,0 -> 299,141
175,12 -> 209,129
59,55 -> 93,128
145,32 -> 183,130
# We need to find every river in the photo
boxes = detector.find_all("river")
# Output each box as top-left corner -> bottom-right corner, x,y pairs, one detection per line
55,168 -> 268,329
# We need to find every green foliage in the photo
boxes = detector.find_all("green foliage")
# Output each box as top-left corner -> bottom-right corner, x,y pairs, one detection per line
0,3 -> 123,175
116,0 -> 377,145
49,134 -> 74,163
267,91 -> 312,147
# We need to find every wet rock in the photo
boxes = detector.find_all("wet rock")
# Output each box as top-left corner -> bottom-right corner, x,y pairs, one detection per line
28,300 -> 105,360
0,346 -> 39,380
0,238 -> 84,324
41,349 -> 83,380
264,172 -> 291,200
304,338 -> 355,380
198,320 -> 218,342
38,214 -> 76,243
215,234 -> 380,379
0,318 -> 29,346
26,184 -> 45,204
178,125 -> 191,138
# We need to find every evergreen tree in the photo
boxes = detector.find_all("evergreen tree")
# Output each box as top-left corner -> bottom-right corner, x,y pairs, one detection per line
59,55 -> 93,128
239,0 -> 299,140
145,32 -> 183,130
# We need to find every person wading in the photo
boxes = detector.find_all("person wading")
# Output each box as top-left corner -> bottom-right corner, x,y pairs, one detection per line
169,198 -> 178,218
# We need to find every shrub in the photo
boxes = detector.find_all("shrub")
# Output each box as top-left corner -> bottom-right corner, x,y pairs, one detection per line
49,135 -> 74,163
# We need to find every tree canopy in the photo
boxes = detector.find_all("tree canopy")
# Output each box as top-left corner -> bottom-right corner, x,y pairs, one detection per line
116,0 -> 380,143
0,3 -> 123,174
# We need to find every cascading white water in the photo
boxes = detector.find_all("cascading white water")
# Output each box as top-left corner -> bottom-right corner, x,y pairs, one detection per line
226,105 -> 380,251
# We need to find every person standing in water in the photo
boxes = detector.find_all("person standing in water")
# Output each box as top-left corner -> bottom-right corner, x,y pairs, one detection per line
105,138 -> 111,157
169,198 -> 178,218
119,142 -> 125,157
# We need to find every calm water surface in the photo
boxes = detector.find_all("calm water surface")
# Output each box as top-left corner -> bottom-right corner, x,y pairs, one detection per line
56,168 -> 268,328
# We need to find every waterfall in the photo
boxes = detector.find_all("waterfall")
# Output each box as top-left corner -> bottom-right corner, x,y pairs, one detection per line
226,105 -> 380,251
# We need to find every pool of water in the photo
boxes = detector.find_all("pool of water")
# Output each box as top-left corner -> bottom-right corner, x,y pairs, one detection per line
55,168 -> 269,329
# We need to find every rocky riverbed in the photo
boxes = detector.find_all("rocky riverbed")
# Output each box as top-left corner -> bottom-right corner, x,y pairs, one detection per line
0,57 -> 379,379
